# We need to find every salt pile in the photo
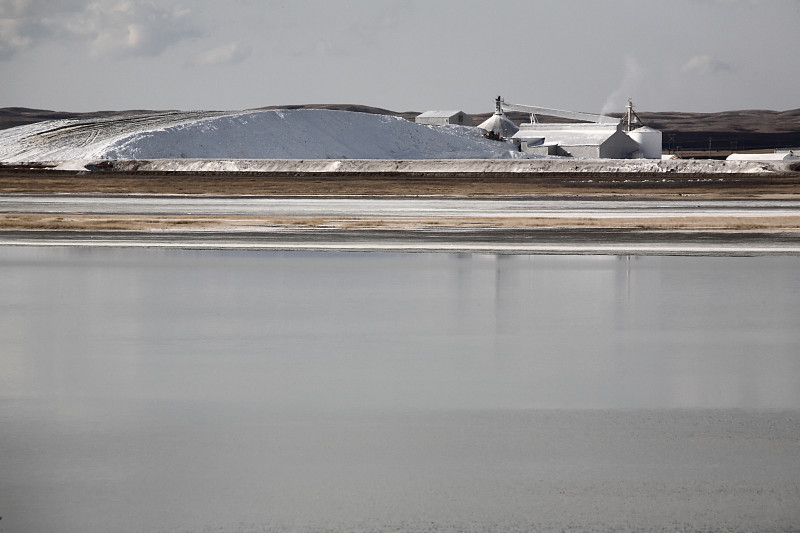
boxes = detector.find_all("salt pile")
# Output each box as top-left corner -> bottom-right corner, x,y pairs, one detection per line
0,109 -> 526,162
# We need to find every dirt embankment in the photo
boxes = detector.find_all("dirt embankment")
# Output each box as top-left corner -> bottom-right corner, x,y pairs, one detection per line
1,165 -> 799,198
2,213 -> 798,233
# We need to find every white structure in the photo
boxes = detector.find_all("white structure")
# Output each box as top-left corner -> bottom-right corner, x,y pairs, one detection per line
416,110 -> 472,126
513,123 -> 640,158
501,100 -> 620,125
476,97 -> 519,139
726,151 -> 798,161
628,126 -> 663,159
499,97 -> 662,159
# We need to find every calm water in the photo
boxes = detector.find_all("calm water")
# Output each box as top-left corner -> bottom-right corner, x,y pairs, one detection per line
1,248 -> 799,532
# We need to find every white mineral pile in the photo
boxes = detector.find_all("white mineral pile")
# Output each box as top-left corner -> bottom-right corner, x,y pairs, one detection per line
0,109 -> 525,162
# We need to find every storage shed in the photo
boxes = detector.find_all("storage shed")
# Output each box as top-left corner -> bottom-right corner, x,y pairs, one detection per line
415,111 -> 473,126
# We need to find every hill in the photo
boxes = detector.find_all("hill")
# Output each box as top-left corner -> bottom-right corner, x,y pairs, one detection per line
0,107 -> 172,130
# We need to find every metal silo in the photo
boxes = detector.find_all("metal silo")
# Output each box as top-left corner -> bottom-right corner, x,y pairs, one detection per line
628,126 -> 663,159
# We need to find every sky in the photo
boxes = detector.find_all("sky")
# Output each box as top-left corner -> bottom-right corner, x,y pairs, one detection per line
1,0 -> 799,114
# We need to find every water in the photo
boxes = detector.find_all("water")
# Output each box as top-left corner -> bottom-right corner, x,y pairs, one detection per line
1,248 -> 799,532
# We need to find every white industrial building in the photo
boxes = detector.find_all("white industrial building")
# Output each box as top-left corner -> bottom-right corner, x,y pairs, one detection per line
480,97 -> 663,159
513,123 -> 641,158
415,110 -> 473,126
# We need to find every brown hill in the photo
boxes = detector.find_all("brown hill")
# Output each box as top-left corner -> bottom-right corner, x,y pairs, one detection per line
0,107 -> 177,130
635,109 -> 800,153
253,103 -> 419,122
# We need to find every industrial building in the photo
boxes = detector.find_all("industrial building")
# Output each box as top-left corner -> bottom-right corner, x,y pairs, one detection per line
513,123 -> 641,158
479,97 -> 663,159
415,110 -> 473,126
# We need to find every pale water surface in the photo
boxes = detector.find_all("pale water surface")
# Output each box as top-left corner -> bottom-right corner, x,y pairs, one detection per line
1,248 -> 799,532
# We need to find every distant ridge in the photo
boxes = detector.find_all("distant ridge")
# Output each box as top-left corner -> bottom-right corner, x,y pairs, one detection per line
253,104 -> 419,123
0,107 -> 176,130
2,105 -> 799,152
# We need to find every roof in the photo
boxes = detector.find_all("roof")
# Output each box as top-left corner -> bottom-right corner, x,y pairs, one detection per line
476,113 -> 519,137
416,110 -> 467,118
513,123 -> 621,146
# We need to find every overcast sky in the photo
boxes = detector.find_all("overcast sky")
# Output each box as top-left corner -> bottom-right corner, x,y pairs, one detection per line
2,0 -> 798,114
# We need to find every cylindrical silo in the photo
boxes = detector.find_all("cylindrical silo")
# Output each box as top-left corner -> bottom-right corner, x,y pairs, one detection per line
627,127 -> 663,159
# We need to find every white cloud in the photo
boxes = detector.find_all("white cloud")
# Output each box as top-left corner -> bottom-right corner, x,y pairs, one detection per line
190,42 -> 252,66
681,54 -> 735,75
0,0 -> 85,59
82,2 -> 201,58
0,0 -> 33,17
0,18 -> 33,59
0,0 -> 201,60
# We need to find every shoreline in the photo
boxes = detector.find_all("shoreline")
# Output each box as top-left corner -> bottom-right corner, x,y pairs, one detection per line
2,227 -> 798,256
1,161 -> 799,255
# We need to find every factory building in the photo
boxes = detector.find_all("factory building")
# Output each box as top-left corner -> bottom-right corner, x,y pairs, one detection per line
513,123 -> 640,158
481,97 -> 663,159
415,110 -> 473,126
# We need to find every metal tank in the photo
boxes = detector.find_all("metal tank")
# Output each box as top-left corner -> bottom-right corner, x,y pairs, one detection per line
627,126 -> 663,159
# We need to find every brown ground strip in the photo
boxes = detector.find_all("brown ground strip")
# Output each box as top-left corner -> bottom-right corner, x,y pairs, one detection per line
2,214 -> 799,232
1,169 -> 800,197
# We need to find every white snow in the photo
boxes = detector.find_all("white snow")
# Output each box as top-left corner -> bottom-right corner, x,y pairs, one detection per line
0,109 -> 526,162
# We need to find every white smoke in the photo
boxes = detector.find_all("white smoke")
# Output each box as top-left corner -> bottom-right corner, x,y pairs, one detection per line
601,55 -> 644,116
681,54 -> 735,75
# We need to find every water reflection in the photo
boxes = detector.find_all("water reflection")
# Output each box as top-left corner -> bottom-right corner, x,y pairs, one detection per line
2,248 -> 799,533
1,248 -> 799,410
